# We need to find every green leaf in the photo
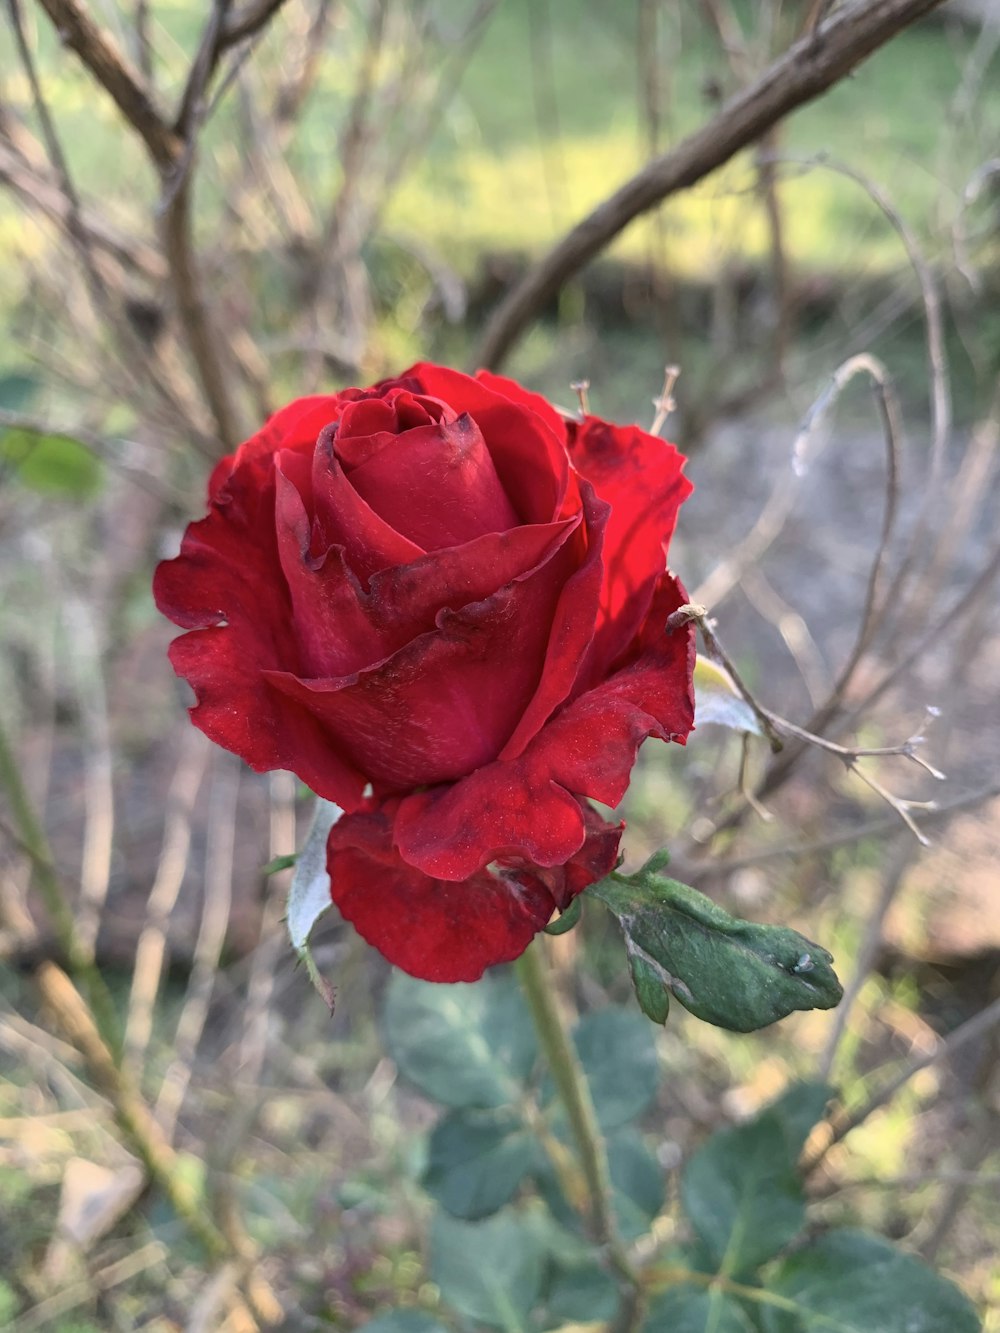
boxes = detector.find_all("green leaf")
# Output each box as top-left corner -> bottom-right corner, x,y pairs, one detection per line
680,1081 -> 831,1277
423,1108 -> 539,1219
568,1007 -> 660,1130
643,1286 -> 757,1333
360,1313 -> 449,1333
607,1129 -> 665,1242
535,1127 -> 663,1245
385,971 -> 536,1109
766,1081 -> 834,1161
262,852 -> 298,876
0,372 -> 39,411
546,1262 -> 620,1324
694,656 -> 764,736
592,869 -> 842,1032
430,1210 -> 544,1329
681,1115 -> 804,1275
0,1279 -> 20,1326
629,948 -> 671,1024
758,1229 -> 982,1333
0,429 -> 103,496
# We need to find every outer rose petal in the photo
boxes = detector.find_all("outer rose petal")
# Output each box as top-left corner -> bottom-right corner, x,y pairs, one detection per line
473,369 -> 570,447
567,416 -> 692,677
394,572 -> 695,880
156,451 -> 371,809
208,395 -> 342,499
499,477 -> 607,759
328,801 -> 621,981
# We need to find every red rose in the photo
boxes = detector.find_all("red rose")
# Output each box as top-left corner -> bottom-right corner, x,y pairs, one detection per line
154,364 -> 695,981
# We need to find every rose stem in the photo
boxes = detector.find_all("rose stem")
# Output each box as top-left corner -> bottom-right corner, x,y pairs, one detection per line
515,939 -> 642,1322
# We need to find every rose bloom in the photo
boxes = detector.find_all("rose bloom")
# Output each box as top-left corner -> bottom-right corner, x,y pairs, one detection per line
155,364 -> 694,981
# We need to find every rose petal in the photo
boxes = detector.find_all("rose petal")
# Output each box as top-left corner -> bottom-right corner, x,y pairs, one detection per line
328,800 -> 621,981
155,459 -> 368,808
499,477 -> 607,758
394,572 -> 695,880
346,414 -> 520,548
568,417 -> 692,677
309,428 -> 426,579
402,362 -> 569,524
275,459 -> 579,677
263,517 -> 582,789
473,369 -> 570,447
208,395 -> 342,500
337,388 -> 449,441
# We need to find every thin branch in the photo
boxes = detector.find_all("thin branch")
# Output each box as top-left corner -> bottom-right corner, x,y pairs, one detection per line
676,781 -> 1000,884
675,603 -> 945,843
173,0 -> 235,139
34,0 -> 181,170
222,0 -> 291,48
475,0 -> 949,369
816,838 -> 915,1082
123,728 -> 211,1078
133,0 -> 153,81
159,174 -> 243,452
805,995 -> 1000,1173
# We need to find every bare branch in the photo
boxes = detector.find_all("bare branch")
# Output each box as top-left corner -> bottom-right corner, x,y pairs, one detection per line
222,0 -> 291,47
475,0 -> 949,369
805,995 -> 1000,1172
34,0 -> 181,171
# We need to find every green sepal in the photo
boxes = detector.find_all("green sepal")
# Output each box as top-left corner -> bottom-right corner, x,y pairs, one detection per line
627,945 -> 670,1024
592,865 -> 842,1032
544,896 -> 583,936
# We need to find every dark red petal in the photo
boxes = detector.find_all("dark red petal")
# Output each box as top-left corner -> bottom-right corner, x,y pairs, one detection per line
346,415 -> 520,548
526,570 -> 696,805
208,395 -> 342,500
394,771 -> 588,880
473,369 -> 569,447
167,628 -> 366,807
327,804 -> 560,981
568,417 -> 692,676
525,803 -> 624,908
499,477 -> 607,759
155,457 -> 367,807
402,362 -> 569,524
263,515 -> 582,789
309,429 -> 425,579
276,458 -> 578,677
393,573 -> 694,880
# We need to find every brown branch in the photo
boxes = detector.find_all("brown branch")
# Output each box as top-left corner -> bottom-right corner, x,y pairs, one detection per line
160,175 -> 244,451
34,0 -> 181,171
222,0 -> 291,48
475,0 -> 949,369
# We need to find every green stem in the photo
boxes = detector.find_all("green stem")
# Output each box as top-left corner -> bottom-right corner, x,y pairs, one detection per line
515,940 -> 640,1312
0,711 -> 121,1052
